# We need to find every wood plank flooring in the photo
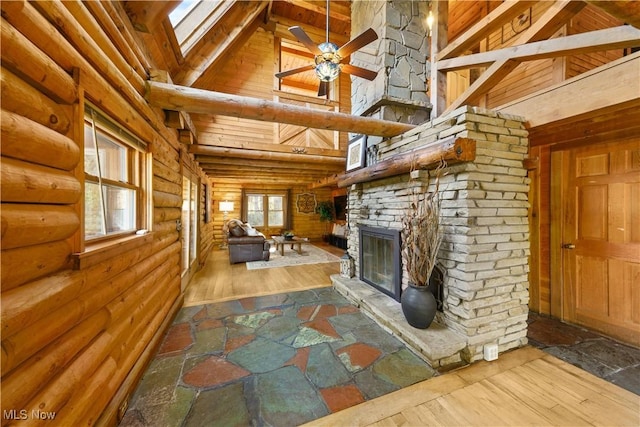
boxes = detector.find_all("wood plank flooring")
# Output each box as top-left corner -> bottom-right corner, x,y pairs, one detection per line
183,243 -> 342,307
304,346 -> 640,427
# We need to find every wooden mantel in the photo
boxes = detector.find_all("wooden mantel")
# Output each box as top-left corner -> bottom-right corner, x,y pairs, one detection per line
335,136 -> 476,188
145,81 -> 417,138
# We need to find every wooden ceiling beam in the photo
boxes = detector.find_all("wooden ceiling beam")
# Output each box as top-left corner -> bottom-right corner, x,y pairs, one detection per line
194,136 -> 343,157
175,1 -> 269,87
147,81 -> 416,138
124,1 -> 180,33
438,25 -> 640,72
437,1 -> 537,61
444,0 -> 586,114
189,144 -> 345,165
497,52 -> 640,128
195,156 -> 344,171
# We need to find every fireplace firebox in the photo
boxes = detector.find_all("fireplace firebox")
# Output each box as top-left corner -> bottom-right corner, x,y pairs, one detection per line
359,226 -> 402,301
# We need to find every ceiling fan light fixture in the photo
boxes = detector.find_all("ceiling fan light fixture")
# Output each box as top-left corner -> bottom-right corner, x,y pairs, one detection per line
315,42 -> 340,82
315,61 -> 340,82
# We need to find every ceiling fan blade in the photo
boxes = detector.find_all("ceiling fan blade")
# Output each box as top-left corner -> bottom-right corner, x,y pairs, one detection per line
341,64 -> 377,81
318,81 -> 329,98
289,26 -> 322,55
336,28 -> 378,58
275,64 -> 315,79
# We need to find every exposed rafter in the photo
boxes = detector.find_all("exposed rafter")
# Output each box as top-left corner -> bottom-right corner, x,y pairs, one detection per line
174,1 -> 269,87
438,25 -> 640,72
444,0 -> 587,114
146,81 -> 416,137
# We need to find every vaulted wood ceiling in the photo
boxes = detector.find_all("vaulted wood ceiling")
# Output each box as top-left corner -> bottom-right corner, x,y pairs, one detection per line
127,0 -> 640,186
127,0 -> 355,186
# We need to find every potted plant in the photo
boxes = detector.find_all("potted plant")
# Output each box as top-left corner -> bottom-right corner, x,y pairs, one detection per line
315,200 -> 334,241
283,230 -> 295,241
400,164 -> 444,329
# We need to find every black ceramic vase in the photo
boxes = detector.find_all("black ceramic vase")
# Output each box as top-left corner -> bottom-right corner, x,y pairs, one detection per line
401,283 -> 437,329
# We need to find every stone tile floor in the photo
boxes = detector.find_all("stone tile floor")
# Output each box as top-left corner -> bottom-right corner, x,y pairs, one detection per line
120,288 -> 436,426
120,291 -> 640,427
528,312 -> 640,396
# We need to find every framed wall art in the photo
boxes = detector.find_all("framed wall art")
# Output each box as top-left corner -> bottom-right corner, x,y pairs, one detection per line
346,135 -> 366,171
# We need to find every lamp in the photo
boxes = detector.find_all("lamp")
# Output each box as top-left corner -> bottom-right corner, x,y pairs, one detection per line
219,201 -> 234,220
219,201 -> 234,249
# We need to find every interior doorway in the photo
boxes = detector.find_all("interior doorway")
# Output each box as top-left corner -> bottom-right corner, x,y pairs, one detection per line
553,138 -> 640,346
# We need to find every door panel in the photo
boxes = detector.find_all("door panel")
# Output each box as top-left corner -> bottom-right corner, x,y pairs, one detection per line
562,138 -> 640,345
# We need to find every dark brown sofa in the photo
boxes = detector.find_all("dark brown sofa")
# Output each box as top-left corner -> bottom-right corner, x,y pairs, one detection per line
225,219 -> 271,264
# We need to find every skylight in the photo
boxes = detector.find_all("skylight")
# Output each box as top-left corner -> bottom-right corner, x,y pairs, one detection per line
169,0 -> 199,27
169,0 -> 230,56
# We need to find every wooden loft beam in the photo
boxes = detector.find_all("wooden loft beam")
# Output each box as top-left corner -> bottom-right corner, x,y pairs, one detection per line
497,52 -> 640,128
196,156 -> 344,172
147,81 -> 416,137
189,144 -> 345,165
174,1 -> 269,87
309,174 -> 341,189
437,0 -> 537,61
336,137 -> 476,188
438,25 -> 640,72
444,0 -> 586,115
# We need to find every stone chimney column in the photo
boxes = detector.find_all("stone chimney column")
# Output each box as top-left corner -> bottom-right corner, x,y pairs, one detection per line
350,0 -> 431,128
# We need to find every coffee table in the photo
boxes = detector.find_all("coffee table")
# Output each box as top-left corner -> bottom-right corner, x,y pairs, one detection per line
271,236 -> 309,256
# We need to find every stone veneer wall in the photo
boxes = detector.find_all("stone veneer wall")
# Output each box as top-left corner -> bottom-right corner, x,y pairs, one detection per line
345,106 -> 530,362
350,0 -> 430,130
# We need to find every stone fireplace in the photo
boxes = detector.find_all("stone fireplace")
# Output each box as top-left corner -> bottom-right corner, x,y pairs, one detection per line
333,106 -> 531,369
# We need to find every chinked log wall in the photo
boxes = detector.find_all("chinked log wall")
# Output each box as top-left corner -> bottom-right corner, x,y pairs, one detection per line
0,1 -> 213,425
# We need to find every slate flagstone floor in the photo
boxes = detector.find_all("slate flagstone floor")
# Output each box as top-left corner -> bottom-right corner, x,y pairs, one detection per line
121,288 -> 640,427
120,288 -> 436,426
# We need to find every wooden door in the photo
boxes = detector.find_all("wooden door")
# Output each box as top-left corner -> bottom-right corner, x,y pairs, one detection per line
561,138 -> 640,345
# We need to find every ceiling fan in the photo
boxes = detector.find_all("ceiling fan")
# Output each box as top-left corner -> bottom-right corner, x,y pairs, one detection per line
275,2 -> 378,97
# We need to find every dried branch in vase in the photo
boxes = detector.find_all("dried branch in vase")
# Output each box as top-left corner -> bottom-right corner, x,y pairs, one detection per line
401,160 -> 445,286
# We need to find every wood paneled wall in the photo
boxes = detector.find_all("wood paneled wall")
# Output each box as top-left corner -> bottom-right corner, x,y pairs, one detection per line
566,4 -> 624,78
0,1 -> 214,424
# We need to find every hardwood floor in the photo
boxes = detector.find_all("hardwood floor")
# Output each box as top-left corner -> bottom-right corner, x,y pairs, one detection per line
304,346 -> 640,427
183,243 -> 343,307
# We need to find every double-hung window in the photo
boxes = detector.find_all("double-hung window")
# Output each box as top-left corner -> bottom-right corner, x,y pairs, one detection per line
246,193 -> 286,228
83,105 -> 147,241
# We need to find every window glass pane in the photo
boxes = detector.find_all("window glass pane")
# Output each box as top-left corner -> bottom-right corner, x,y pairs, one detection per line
96,130 -> 127,182
85,181 -> 105,239
268,195 -> 284,227
247,195 -> 264,226
103,184 -> 136,234
84,122 -> 99,177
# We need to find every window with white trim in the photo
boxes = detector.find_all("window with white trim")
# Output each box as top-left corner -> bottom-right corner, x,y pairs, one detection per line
83,105 -> 148,241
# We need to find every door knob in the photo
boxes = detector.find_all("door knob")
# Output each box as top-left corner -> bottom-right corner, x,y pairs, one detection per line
562,243 -> 575,249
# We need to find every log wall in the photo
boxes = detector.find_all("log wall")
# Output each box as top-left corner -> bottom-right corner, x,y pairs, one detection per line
0,1 -> 214,425
211,181 -> 334,245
